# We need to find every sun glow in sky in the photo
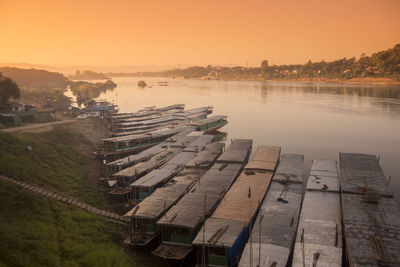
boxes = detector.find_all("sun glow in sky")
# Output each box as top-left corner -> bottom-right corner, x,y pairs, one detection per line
1,0 -> 399,68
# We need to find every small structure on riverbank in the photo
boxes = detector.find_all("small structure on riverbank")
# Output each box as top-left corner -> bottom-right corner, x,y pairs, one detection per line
0,102 -> 55,126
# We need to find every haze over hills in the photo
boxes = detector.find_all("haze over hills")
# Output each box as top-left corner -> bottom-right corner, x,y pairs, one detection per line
0,63 -> 185,75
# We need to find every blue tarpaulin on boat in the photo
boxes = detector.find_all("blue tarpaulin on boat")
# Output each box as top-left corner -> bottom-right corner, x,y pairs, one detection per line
227,212 -> 259,266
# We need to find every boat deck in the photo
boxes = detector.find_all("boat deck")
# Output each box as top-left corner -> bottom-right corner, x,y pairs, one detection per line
292,159 -> 342,267
239,154 -> 304,267
340,153 -> 400,266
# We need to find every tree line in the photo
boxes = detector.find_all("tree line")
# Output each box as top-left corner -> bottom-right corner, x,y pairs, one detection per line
128,44 -> 400,80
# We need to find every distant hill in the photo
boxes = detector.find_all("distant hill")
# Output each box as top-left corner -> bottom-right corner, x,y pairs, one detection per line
68,70 -> 110,80
0,67 -> 69,90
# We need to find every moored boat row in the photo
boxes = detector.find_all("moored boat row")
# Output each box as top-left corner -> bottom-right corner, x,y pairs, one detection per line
151,139 -> 253,264
192,146 -> 281,266
124,142 -> 225,248
99,104 -> 400,267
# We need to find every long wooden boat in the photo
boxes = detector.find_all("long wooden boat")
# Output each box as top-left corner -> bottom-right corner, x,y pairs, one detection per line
192,146 -> 281,267
292,159 -> 342,267
190,115 -> 228,134
239,154 -> 304,267
112,112 -> 208,137
124,142 -> 224,249
130,135 -> 215,203
111,134 -> 202,188
118,106 -> 211,124
117,115 -> 185,129
340,153 -> 400,266
108,104 -> 185,121
151,140 -> 253,264
104,127 -> 196,178
103,115 -> 227,159
101,126 -> 193,159
109,147 -> 182,198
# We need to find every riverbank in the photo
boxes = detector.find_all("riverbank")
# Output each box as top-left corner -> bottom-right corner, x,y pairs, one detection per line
178,76 -> 400,85
0,120 -> 134,266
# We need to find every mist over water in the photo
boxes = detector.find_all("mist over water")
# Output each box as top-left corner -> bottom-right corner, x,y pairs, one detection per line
93,77 -> 400,201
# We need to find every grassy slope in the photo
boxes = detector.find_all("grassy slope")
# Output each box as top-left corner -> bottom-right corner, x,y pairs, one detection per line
0,124 -> 102,206
0,124 -> 132,266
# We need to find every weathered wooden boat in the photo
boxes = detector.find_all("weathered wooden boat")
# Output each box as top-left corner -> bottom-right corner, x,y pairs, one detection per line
340,153 -> 400,266
112,112 -> 207,137
117,106 -> 211,124
124,142 -> 224,249
108,104 -> 185,121
108,147 -> 182,200
173,106 -> 213,118
130,135 -> 215,203
101,126 -> 193,160
190,115 -> 228,134
192,146 -> 281,267
111,134 -> 201,187
151,140 -> 253,265
117,115 -> 185,129
292,159 -> 342,267
239,154 -> 304,267
104,127 -> 196,178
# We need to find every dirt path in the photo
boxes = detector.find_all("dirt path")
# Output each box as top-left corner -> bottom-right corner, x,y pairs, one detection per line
1,119 -> 76,133
0,174 -> 129,225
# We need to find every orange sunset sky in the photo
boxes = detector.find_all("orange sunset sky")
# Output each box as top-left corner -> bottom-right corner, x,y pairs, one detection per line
1,0 -> 400,68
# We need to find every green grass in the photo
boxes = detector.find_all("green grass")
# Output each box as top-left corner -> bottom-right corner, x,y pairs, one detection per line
0,126 -> 101,206
0,126 -> 134,266
0,181 -> 132,267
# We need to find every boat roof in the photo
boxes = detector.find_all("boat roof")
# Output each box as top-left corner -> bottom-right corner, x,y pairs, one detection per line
130,168 -> 181,189
106,152 -> 154,168
109,104 -> 184,119
126,142 -> 225,220
340,152 -> 392,197
292,190 -> 343,265
306,159 -> 339,192
341,193 -> 400,266
272,153 -> 304,184
183,134 -> 215,152
216,139 -> 252,164
239,182 -> 303,266
244,146 -> 281,171
158,104 -> 185,111
190,115 -> 227,126
174,107 -> 212,117
156,192 -> 220,229
163,151 -> 197,167
192,217 -> 246,248
118,114 -> 162,123
113,148 -> 181,178
126,176 -> 195,219
211,146 -> 280,223
118,115 -> 185,127
102,127 -> 185,143
106,129 -> 195,167
191,163 -> 244,196
185,143 -> 224,168
169,135 -> 199,148
292,158 -> 342,267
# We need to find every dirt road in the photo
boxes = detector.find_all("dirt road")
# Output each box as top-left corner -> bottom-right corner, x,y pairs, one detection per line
1,119 -> 76,133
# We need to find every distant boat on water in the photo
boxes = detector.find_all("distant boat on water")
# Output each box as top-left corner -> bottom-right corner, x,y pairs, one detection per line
138,80 -> 147,88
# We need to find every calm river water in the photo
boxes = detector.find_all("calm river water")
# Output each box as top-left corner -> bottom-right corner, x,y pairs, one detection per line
95,77 -> 400,201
